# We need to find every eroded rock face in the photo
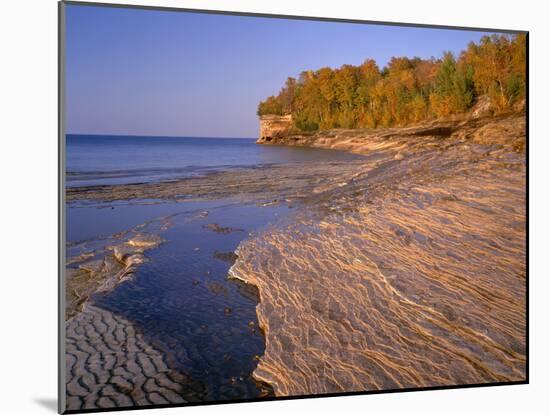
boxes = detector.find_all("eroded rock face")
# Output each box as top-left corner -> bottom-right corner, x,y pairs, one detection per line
256,113 -> 525,154
232,113 -> 526,396
258,114 -> 292,142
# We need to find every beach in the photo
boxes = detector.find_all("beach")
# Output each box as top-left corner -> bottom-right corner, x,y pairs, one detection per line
65,112 -> 526,409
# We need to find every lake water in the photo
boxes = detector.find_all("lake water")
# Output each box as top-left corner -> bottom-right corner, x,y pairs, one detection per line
66,134 -> 363,187
65,134 -> 362,403
93,202 -> 287,401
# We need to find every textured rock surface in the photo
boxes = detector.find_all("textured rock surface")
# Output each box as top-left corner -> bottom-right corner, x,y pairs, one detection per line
65,303 -> 190,410
230,112 -> 526,396
471,95 -> 493,118
64,112 -> 526,404
65,158 -> 366,204
259,114 -> 292,141
66,233 -> 163,319
256,113 -> 524,154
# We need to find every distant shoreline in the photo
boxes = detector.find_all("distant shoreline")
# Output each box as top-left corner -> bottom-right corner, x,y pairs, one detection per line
67,133 -> 259,140
66,134 -> 363,189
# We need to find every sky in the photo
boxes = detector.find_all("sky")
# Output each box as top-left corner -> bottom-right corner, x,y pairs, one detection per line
65,4 -> 500,138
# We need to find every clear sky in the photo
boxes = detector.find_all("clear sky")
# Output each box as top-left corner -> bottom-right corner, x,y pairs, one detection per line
65,4 -> 499,137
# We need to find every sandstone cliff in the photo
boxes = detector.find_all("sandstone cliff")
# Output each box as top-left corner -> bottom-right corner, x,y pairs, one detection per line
259,114 -> 292,142
256,112 -> 525,155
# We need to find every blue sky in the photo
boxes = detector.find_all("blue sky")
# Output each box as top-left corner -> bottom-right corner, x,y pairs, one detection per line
66,4 -> 498,137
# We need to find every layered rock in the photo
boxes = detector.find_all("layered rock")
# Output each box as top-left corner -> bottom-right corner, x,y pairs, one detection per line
233,112 -> 527,396
256,112 -> 525,154
258,114 -> 292,142
66,233 -> 164,319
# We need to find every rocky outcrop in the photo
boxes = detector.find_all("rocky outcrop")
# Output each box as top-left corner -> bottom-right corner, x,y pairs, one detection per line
259,114 -> 292,142
256,113 -> 526,155
471,95 -> 493,118
66,233 -> 164,319
235,112 -> 527,396
470,96 -> 525,119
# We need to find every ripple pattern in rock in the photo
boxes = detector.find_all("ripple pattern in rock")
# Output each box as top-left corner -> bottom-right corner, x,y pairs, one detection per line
65,303 -> 189,410
231,132 -> 526,396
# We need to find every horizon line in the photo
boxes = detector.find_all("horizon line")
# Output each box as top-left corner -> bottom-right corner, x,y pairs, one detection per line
66,133 -> 258,139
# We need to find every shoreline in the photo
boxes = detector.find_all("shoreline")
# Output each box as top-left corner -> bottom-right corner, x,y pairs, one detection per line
232,112 -> 527,395
65,158 -> 367,205
65,200 -> 284,409
66,112 -> 526,400
256,112 -> 525,154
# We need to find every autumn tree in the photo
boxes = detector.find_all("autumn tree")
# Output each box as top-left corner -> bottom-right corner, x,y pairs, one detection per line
257,34 -> 526,131
461,34 -> 526,111
257,95 -> 283,116
430,52 -> 474,117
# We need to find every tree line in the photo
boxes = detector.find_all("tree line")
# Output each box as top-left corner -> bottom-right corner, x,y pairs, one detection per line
257,34 -> 526,131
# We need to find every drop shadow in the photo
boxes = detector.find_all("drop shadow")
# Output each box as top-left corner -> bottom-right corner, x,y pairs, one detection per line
34,398 -> 57,413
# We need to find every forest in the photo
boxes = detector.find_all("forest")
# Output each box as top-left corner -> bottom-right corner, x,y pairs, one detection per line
257,34 -> 526,131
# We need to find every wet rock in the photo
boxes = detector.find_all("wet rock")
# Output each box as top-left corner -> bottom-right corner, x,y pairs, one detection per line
127,234 -> 163,248
203,223 -> 244,234
78,259 -> 104,273
213,251 -> 238,264
66,234 -> 164,320
65,304 -> 188,411
113,245 -> 135,262
206,282 -> 228,296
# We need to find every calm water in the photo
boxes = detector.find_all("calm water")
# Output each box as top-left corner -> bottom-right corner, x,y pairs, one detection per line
93,202 -> 286,401
66,134 -> 363,187
66,134 -> 360,402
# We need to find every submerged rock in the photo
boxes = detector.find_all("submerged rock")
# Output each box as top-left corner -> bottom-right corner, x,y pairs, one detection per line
213,250 -> 238,264
203,223 -> 244,234
65,233 -> 164,320
127,233 -> 164,248
65,303 -> 195,411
